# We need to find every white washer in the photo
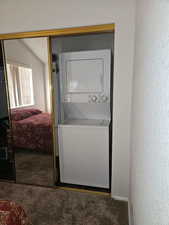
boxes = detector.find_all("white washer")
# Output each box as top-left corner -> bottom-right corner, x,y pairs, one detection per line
58,119 -> 110,188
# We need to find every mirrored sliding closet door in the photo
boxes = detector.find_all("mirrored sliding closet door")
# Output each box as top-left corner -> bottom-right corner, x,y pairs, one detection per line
3,37 -> 56,186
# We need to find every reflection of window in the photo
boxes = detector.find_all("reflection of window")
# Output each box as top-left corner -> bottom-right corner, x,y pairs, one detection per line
7,63 -> 34,108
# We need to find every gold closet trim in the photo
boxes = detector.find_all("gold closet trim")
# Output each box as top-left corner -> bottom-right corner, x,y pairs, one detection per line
0,24 -> 115,40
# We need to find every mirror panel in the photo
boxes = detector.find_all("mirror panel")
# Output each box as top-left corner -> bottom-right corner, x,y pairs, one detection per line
3,38 -> 56,186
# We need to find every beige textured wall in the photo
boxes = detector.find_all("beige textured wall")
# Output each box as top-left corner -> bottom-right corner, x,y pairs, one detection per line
131,0 -> 169,224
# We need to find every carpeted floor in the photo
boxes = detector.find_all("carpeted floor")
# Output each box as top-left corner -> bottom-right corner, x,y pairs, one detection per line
15,150 -> 54,186
0,182 -> 128,225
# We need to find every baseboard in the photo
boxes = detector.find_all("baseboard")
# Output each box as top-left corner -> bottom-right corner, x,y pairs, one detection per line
112,195 -> 128,202
128,200 -> 134,225
112,196 -> 133,225
128,201 -> 131,225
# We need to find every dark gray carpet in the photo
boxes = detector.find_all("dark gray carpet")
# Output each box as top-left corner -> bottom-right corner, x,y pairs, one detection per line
15,150 -> 54,186
0,182 -> 128,225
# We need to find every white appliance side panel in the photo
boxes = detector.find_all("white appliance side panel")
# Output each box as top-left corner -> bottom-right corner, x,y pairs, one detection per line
58,125 -> 109,188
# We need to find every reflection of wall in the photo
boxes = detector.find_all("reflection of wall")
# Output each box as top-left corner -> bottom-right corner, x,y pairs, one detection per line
45,61 -> 51,113
4,40 -> 46,112
22,38 -> 51,113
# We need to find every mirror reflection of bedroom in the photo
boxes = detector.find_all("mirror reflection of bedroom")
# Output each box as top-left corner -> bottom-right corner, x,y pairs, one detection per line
4,37 -> 55,186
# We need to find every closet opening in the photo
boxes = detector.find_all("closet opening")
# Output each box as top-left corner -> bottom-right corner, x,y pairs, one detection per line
0,24 -> 115,194
51,31 -> 114,192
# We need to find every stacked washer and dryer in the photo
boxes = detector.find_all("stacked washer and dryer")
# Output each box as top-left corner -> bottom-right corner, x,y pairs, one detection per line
55,49 -> 111,189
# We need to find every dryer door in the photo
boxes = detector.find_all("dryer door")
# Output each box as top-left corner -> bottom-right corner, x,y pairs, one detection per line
59,49 -> 111,103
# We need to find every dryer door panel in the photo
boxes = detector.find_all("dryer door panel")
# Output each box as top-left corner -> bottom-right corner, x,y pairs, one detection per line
59,49 -> 111,103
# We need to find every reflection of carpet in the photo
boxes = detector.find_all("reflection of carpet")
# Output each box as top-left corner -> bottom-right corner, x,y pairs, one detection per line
15,150 -> 54,186
0,182 -> 129,225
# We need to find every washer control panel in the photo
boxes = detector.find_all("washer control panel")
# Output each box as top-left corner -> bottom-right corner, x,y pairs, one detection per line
88,94 -> 108,103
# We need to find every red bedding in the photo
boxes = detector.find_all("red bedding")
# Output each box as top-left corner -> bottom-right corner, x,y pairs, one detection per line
11,109 -> 53,153
0,200 -> 29,225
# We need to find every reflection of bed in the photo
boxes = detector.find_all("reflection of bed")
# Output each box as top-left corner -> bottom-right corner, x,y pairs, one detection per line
11,109 -> 53,153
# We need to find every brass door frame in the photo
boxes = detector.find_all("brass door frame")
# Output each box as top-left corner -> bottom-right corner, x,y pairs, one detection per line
47,37 -> 58,184
0,24 -> 115,40
0,23 -> 115,190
